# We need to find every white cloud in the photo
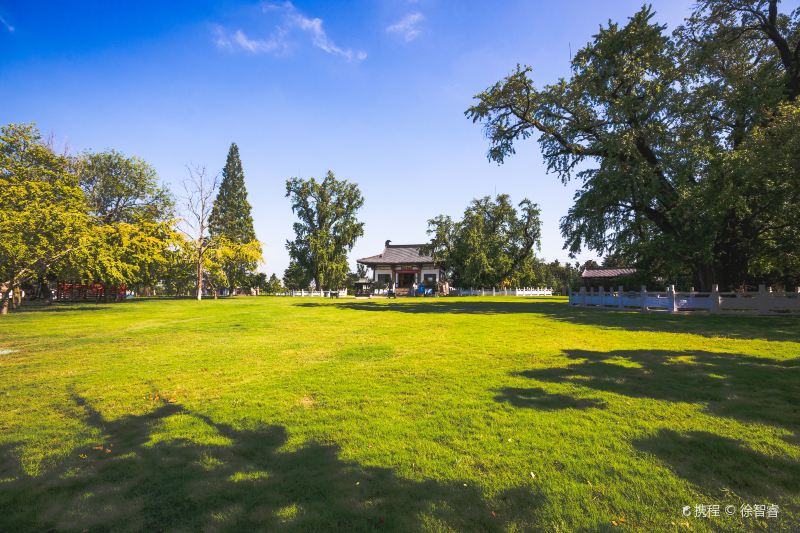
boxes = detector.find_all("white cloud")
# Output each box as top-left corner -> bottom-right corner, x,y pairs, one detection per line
213,2 -> 365,61
212,25 -> 232,49
213,23 -> 288,55
386,12 -> 424,42
0,15 -> 15,33
235,27 -> 288,54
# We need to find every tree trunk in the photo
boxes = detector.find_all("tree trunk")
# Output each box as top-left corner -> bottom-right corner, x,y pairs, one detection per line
38,276 -> 52,304
196,257 -> 203,301
692,265 -> 714,293
0,282 -> 9,315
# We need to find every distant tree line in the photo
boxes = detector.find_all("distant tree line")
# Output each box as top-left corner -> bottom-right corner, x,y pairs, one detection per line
7,0 -> 796,312
423,194 -> 580,293
0,125 -> 263,314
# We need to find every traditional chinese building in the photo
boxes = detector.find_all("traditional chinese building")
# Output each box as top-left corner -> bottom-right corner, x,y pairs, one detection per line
581,267 -> 637,287
357,241 -> 444,295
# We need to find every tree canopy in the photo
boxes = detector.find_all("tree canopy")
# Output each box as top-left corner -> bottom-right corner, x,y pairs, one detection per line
74,150 -> 177,291
265,273 -> 284,294
285,171 -> 365,290
467,1 -> 800,289
0,124 -> 94,312
208,143 -> 260,293
77,150 -> 173,225
209,143 -> 256,242
0,124 -> 269,311
424,194 -> 542,288
282,261 -> 312,291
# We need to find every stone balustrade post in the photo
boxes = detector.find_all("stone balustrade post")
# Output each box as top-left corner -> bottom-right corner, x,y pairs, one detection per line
758,284 -> 770,315
668,284 -> 677,313
710,284 -> 720,314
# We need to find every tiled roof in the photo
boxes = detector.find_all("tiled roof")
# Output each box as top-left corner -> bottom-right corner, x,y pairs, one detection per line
581,268 -> 637,278
357,244 -> 435,265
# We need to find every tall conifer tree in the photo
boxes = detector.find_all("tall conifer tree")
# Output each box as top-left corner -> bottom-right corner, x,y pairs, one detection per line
209,143 -> 258,293
209,143 -> 255,242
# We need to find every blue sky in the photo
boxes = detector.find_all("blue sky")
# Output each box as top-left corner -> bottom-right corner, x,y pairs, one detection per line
1,0 -> 703,276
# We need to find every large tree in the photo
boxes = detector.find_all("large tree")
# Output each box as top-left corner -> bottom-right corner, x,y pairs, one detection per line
285,171 -> 365,290
209,143 -> 258,293
467,1 -> 800,289
424,194 -> 542,288
77,150 -> 173,224
265,273 -> 284,294
0,124 -> 93,314
282,261 -> 311,291
74,150 -> 176,296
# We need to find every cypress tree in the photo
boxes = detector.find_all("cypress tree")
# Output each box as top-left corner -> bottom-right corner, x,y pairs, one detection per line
209,143 -> 257,293
209,143 -> 256,242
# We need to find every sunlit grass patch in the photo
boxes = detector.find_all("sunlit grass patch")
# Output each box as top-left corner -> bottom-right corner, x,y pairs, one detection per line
275,503 -> 302,522
229,470 -> 270,482
0,296 -> 797,532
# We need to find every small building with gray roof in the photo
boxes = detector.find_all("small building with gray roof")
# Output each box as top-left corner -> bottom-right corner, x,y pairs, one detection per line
357,240 -> 444,294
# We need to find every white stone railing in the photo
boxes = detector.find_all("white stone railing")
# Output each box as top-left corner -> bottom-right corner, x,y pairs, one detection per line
568,285 -> 800,314
279,289 -> 348,297
450,287 -> 553,297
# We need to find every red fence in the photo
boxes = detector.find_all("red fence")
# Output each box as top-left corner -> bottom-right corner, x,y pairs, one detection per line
54,282 -> 128,302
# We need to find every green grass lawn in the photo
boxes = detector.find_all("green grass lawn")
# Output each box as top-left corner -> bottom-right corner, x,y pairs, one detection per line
0,296 -> 797,532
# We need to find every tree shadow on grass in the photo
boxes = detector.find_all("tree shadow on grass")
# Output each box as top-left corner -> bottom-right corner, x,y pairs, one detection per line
12,304 -> 114,313
501,351 -> 800,519
297,299 -> 800,343
10,298 -> 158,314
530,302 -> 800,343
634,429 -> 800,500
494,386 -> 606,410
0,395 -> 541,532
516,349 -> 800,436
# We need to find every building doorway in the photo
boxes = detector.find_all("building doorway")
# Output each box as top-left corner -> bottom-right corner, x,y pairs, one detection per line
397,272 -> 416,288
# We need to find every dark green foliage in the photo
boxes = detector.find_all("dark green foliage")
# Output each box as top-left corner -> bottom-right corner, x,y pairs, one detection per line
265,273 -> 283,294
209,143 -> 256,243
514,258 -> 582,294
424,194 -> 541,288
250,272 -> 268,292
208,143 -> 258,292
467,1 -> 800,289
285,171 -> 365,290
77,150 -> 173,225
283,261 -> 312,291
